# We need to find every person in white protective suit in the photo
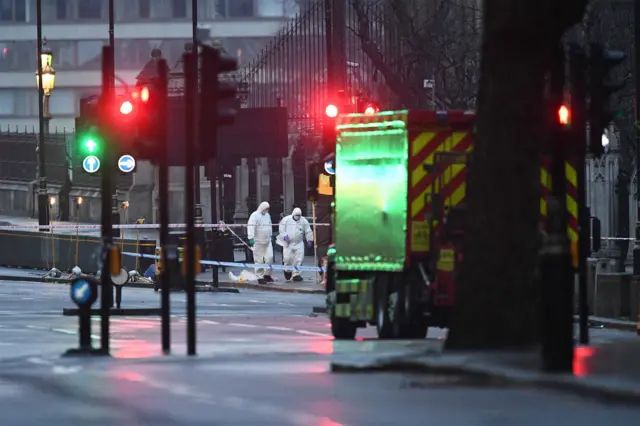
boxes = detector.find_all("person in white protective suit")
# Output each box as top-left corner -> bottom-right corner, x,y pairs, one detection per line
247,201 -> 274,284
277,207 -> 313,282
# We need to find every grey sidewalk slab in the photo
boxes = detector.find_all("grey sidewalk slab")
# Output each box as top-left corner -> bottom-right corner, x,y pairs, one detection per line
331,340 -> 640,403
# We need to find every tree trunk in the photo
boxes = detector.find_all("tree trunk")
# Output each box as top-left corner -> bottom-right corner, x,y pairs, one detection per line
445,0 -> 588,350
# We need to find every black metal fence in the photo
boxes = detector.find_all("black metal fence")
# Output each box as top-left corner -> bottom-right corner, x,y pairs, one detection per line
0,127 -> 132,189
237,0 -> 480,122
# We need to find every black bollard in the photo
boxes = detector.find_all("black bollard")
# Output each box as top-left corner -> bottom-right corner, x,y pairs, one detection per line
64,276 -> 99,356
115,286 -> 123,309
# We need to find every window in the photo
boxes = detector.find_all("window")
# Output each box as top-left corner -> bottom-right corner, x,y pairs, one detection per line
56,0 -> 67,20
214,0 -> 226,17
229,0 -> 254,17
78,0 -> 102,19
172,0 -> 186,18
0,90 -> 15,115
0,0 -> 26,21
49,89 -> 76,116
139,0 -> 150,18
14,0 -> 24,20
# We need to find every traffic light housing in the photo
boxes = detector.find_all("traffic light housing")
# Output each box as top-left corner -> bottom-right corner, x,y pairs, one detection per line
322,103 -> 339,158
199,45 -> 239,159
75,96 -> 103,173
588,43 -> 626,156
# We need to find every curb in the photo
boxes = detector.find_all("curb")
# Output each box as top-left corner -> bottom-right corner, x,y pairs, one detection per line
573,315 -> 637,332
330,355 -> 640,404
0,275 -> 71,284
198,280 -> 324,294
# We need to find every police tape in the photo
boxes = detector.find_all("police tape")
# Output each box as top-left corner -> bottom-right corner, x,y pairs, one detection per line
0,223 -> 330,231
121,251 -> 326,273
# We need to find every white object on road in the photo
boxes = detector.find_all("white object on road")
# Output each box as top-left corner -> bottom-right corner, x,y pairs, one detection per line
229,270 -> 258,283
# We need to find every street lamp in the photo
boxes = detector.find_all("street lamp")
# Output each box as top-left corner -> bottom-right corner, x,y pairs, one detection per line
35,38 -> 56,133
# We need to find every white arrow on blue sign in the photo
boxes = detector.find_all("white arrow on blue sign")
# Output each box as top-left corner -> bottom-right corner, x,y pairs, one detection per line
82,155 -> 100,174
118,154 -> 136,173
71,280 -> 91,304
324,161 -> 335,175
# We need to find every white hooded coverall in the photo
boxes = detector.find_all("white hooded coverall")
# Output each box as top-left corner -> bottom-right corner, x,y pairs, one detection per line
247,201 -> 273,279
278,207 -> 313,278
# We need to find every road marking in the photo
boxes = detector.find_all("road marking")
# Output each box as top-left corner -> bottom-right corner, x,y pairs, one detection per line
265,326 -> 293,331
248,300 -> 267,304
112,371 -> 348,426
278,302 -> 296,307
228,323 -> 258,328
25,325 -> 47,330
27,357 -> 54,366
51,328 -> 76,335
295,330 -> 330,337
52,366 -> 82,375
200,320 -> 220,325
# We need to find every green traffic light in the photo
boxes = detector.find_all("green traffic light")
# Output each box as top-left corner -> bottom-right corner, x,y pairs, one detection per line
85,139 -> 97,152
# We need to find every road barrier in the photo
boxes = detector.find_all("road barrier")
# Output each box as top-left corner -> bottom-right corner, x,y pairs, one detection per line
122,251 -> 326,273
0,222 -> 331,231
0,229 -> 155,274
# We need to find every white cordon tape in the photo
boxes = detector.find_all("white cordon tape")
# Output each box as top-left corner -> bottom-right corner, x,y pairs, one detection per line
122,251 -> 326,273
0,223 -> 330,231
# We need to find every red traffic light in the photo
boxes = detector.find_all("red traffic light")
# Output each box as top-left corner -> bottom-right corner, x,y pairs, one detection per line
364,105 -> 379,115
120,100 -> 133,115
140,86 -> 150,102
325,104 -> 338,118
558,105 -> 570,125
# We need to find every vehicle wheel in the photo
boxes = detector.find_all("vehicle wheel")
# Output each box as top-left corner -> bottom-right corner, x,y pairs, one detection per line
330,311 -> 357,339
376,282 -> 394,339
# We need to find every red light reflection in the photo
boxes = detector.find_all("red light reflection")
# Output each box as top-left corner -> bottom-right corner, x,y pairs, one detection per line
573,345 -> 595,377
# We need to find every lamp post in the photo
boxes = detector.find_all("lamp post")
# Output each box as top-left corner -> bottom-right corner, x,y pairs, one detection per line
35,39 -> 56,135
35,0 -> 54,230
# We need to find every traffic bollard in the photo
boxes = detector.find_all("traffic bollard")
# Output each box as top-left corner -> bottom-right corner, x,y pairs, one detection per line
64,276 -> 99,356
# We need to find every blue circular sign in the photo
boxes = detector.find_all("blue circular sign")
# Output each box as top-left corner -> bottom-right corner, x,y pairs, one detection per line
118,155 -> 136,173
324,161 -> 335,175
82,156 -> 100,174
71,279 -> 92,305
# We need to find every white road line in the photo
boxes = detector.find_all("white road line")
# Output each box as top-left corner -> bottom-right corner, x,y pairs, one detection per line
25,325 -> 47,330
248,300 -> 267,304
295,330 -> 330,337
265,326 -> 293,331
26,357 -> 54,366
228,323 -> 258,328
51,328 -> 76,335
277,302 -> 296,307
200,320 -> 220,325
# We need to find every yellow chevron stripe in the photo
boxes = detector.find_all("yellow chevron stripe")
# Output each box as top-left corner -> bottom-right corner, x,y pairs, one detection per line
410,131 -> 467,188
411,144 -> 472,218
566,194 -> 578,220
565,163 -> 577,188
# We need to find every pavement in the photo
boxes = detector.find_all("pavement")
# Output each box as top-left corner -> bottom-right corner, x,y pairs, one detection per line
0,281 -> 637,424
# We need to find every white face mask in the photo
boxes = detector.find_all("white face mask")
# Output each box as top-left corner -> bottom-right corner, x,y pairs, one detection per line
293,215 -> 301,221
261,210 -> 268,216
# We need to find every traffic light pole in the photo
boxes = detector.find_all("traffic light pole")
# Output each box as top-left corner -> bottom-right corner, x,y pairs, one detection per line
634,0 -> 640,274
192,0 -> 204,229
157,58 -> 172,354
540,44 -> 574,373
570,45 -> 590,345
184,50 -> 198,356
108,0 -> 121,238
99,44 -> 115,356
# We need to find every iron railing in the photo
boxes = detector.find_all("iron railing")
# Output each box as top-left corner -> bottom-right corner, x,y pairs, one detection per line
0,127 -> 131,189
238,0 -> 480,122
